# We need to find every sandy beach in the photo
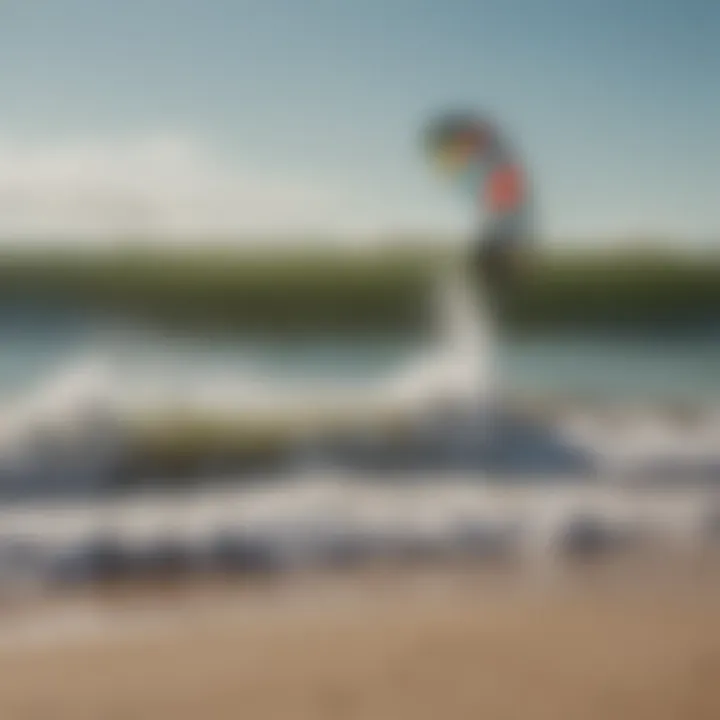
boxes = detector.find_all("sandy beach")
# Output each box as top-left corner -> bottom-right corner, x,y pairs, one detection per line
0,568 -> 719,720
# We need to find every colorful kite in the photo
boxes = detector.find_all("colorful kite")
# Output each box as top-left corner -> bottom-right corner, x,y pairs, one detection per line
423,110 -> 533,291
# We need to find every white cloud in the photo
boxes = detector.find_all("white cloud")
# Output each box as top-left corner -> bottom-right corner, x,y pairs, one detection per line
0,132 -> 370,243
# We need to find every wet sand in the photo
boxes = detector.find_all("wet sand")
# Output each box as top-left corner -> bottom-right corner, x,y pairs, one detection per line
0,568 -> 719,720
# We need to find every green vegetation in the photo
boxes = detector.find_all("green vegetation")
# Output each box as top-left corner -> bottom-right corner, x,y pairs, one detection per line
0,243 -> 718,336
505,249 -> 720,333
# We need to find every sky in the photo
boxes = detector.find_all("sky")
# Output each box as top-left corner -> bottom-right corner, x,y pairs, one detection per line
0,0 -> 717,246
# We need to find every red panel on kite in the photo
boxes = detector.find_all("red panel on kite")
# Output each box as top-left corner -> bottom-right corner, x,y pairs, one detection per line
484,164 -> 524,213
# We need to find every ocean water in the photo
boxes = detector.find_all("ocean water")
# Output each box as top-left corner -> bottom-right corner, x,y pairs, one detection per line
500,334 -> 720,403
0,308 -> 718,404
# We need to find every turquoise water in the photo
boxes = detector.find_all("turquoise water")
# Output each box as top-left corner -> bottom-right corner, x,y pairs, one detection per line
0,309 -> 718,403
501,335 -> 720,402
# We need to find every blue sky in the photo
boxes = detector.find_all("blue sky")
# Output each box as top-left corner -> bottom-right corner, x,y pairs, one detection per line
0,0 -> 716,244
